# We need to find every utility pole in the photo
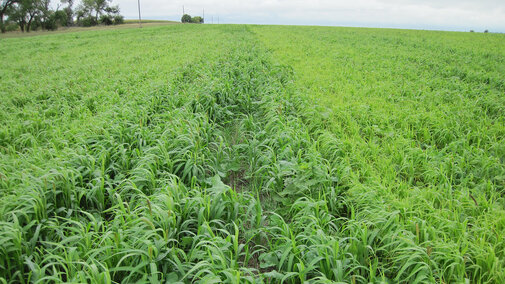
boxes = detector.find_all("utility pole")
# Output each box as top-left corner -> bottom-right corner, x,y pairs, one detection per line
183,5 -> 185,15
137,0 -> 142,27
203,8 -> 204,23
212,16 -> 213,24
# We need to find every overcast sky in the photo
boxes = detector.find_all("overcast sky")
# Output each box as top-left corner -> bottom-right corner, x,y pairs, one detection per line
111,0 -> 505,32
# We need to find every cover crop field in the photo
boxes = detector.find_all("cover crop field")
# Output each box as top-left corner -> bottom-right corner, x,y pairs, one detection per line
1,24 -> 504,283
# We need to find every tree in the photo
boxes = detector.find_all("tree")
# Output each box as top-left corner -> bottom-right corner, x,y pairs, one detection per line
5,3 -> 25,31
37,0 -> 51,28
181,13 -> 191,23
61,0 -> 74,26
191,16 -> 203,24
99,5 -> 119,25
1,0 -> 18,33
182,14 -> 204,24
24,0 -> 39,31
81,0 -> 110,22
53,9 -> 67,26
76,0 -> 119,27
61,0 -> 73,9
2,0 -> 122,31
8,0 -> 42,32
75,3 -> 89,23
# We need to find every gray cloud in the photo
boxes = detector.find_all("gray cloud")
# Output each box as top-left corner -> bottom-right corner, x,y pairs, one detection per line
112,0 -> 505,31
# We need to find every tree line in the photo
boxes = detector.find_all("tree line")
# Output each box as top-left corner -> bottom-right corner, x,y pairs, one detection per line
181,14 -> 203,24
0,0 -> 124,33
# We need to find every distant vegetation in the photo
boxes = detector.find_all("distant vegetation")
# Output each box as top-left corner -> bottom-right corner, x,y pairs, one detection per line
0,0 -> 124,33
181,13 -> 203,24
124,19 -> 177,24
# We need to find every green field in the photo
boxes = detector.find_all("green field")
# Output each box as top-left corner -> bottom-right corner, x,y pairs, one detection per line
1,24 -> 504,283
123,20 -> 179,24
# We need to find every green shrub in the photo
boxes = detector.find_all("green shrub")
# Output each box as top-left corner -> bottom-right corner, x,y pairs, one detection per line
3,22 -> 19,32
113,15 -> 124,25
100,15 -> 113,25
191,16 -> 203,24
53,10 -> 68,27
43,15 -> 58,31
79,16 -> 97,27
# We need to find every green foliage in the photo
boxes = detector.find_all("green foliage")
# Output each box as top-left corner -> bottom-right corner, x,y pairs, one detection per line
41,11 -> 57,30
76,0 -> 122,27
4,0 -> 41,32
181,13 -> 191,23
0,0 -> 19,33
1,24 -> 504,283
112,14 -> 123,25
2,20 -> 17,31
41,10 -> 68,31
103,4 -> 120,26
254,25 -> 505,283
78,15 -> 96,26
3,0 -> 73,32
181,14 -> 203,24
62,6 -> 73,26
53,10 -> 68,26
99,13 -> 111,25
191,16 -> 203,24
